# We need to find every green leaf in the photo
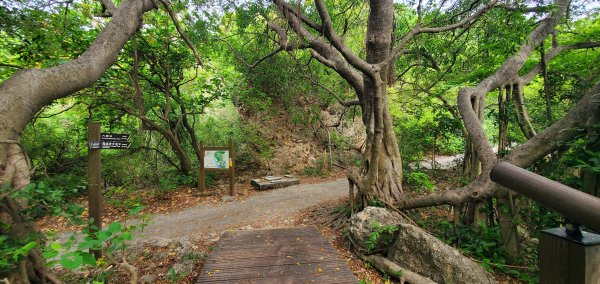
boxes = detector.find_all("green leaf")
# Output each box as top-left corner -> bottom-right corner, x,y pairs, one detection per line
79,252 -> 96,266
77,239 -> 101,250
108,222 -> 123,234
129,205 -> 145,215
60,252 -> 83,270
122,232 -> 133,241
97,230 -> 112,241
50,243 -> 62,251
43,249 -> 58,259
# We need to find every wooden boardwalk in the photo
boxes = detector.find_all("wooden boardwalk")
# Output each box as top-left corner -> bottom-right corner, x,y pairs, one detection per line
196,227 -> 357,283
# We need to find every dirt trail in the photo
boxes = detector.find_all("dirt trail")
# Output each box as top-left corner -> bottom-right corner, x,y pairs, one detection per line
136,178 -> 348,243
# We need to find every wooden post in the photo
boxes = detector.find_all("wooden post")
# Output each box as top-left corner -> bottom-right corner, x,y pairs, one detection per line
229,139 -> 235,196
539,228 -> 600,283
87,122 -> 102,259
491,161 -> 600,232
198,141 -> 205,192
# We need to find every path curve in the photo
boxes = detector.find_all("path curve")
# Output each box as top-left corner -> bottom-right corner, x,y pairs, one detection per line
139,178 -> 348,242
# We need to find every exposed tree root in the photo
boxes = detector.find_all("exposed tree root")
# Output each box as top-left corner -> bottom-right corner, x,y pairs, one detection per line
305,202 -> 350,232
104,251 -> 138,284
355,252 -> 437,284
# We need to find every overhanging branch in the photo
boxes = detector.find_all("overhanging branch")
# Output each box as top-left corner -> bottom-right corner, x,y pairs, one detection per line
158,0 -> 203,66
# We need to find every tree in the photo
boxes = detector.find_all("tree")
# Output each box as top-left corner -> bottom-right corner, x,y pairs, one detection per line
394,0 -> 600,260
266,0 -> 495,206
0,0 -> 155,282
93,19 -> 221,175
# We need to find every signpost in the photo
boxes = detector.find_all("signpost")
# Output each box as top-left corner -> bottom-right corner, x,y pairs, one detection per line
87,122 -> 131,258
198,140 -> 235,195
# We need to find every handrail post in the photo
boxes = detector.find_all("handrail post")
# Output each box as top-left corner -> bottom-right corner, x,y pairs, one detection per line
490,161 -> 600,283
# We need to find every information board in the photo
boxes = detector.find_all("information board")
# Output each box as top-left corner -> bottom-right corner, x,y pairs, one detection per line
204,150 -> 230,169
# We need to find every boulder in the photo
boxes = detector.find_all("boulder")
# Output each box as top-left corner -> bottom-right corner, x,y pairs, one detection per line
349,207 -> 403,254
388,221 -> 496,284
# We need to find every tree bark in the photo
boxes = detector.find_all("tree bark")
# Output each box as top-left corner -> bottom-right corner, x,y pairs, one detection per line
465,95 -> 487,226
357,0 -> 403,205
512,82 -> 537,139
109,104 -> 193,174
541,45 -> 553,123
498,87 -> 508,157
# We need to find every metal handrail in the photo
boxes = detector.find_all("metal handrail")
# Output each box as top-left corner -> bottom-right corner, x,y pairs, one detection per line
490,161 -> 600,233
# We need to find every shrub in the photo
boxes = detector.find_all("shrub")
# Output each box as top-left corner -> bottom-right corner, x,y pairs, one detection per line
406,172 -> 435,193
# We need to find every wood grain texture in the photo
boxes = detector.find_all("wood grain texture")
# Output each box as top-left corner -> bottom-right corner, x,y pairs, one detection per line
540,231 -> 600,284
196,227 -> 357,283
87,122 -> 102,259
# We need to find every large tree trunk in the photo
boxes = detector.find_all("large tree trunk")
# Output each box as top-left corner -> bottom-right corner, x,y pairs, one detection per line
0,0 -> 153,282
269,0 -> 494,207
351,0 -> 403,206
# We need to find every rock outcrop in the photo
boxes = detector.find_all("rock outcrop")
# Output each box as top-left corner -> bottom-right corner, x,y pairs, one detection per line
387,220 -> 496,284
349,207 -> 496,284
349,207 -> 403,254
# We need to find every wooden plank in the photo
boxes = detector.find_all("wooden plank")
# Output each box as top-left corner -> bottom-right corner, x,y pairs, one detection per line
585,244 -> 600,282
196,227 -> 356,284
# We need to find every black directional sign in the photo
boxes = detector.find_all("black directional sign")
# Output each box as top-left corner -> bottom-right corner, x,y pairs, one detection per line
100,141 -> 131,149
89,133 -> 132,149
89,141 -> 131,149
101,133 -> 130,141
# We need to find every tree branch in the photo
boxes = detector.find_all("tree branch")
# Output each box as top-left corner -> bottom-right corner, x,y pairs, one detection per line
399,82 -> 600,210
302,73 -> 360,107
269,0 -> 366,97
495,4 -> 553,13
0,0 -> 156,143
522,41 -> 600,84
456,0 -> 569,173
396,0 -> 577,210
382,0 -> 497,69
98,0 -> 118,15
158,0 -> 203,66
273,0 -> 322,31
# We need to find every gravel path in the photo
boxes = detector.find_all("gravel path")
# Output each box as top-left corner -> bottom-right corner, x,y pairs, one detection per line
137,178 -> 348,243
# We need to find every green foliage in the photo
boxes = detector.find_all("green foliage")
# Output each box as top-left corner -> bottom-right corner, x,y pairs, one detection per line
18,181 -> 66,218
536,122 -> 600,190
303,157 -> 328,177
390,98 -> 464,168
5,181 -> 84,220
104,186 -> 144,211
166,266 -> 190,283
405,172 -> 435,193
429,221 -> 537,282
368,198 -> 385,208
0,235 -> 37,276
364,222 -> 399,253
43,206 -> 147,282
